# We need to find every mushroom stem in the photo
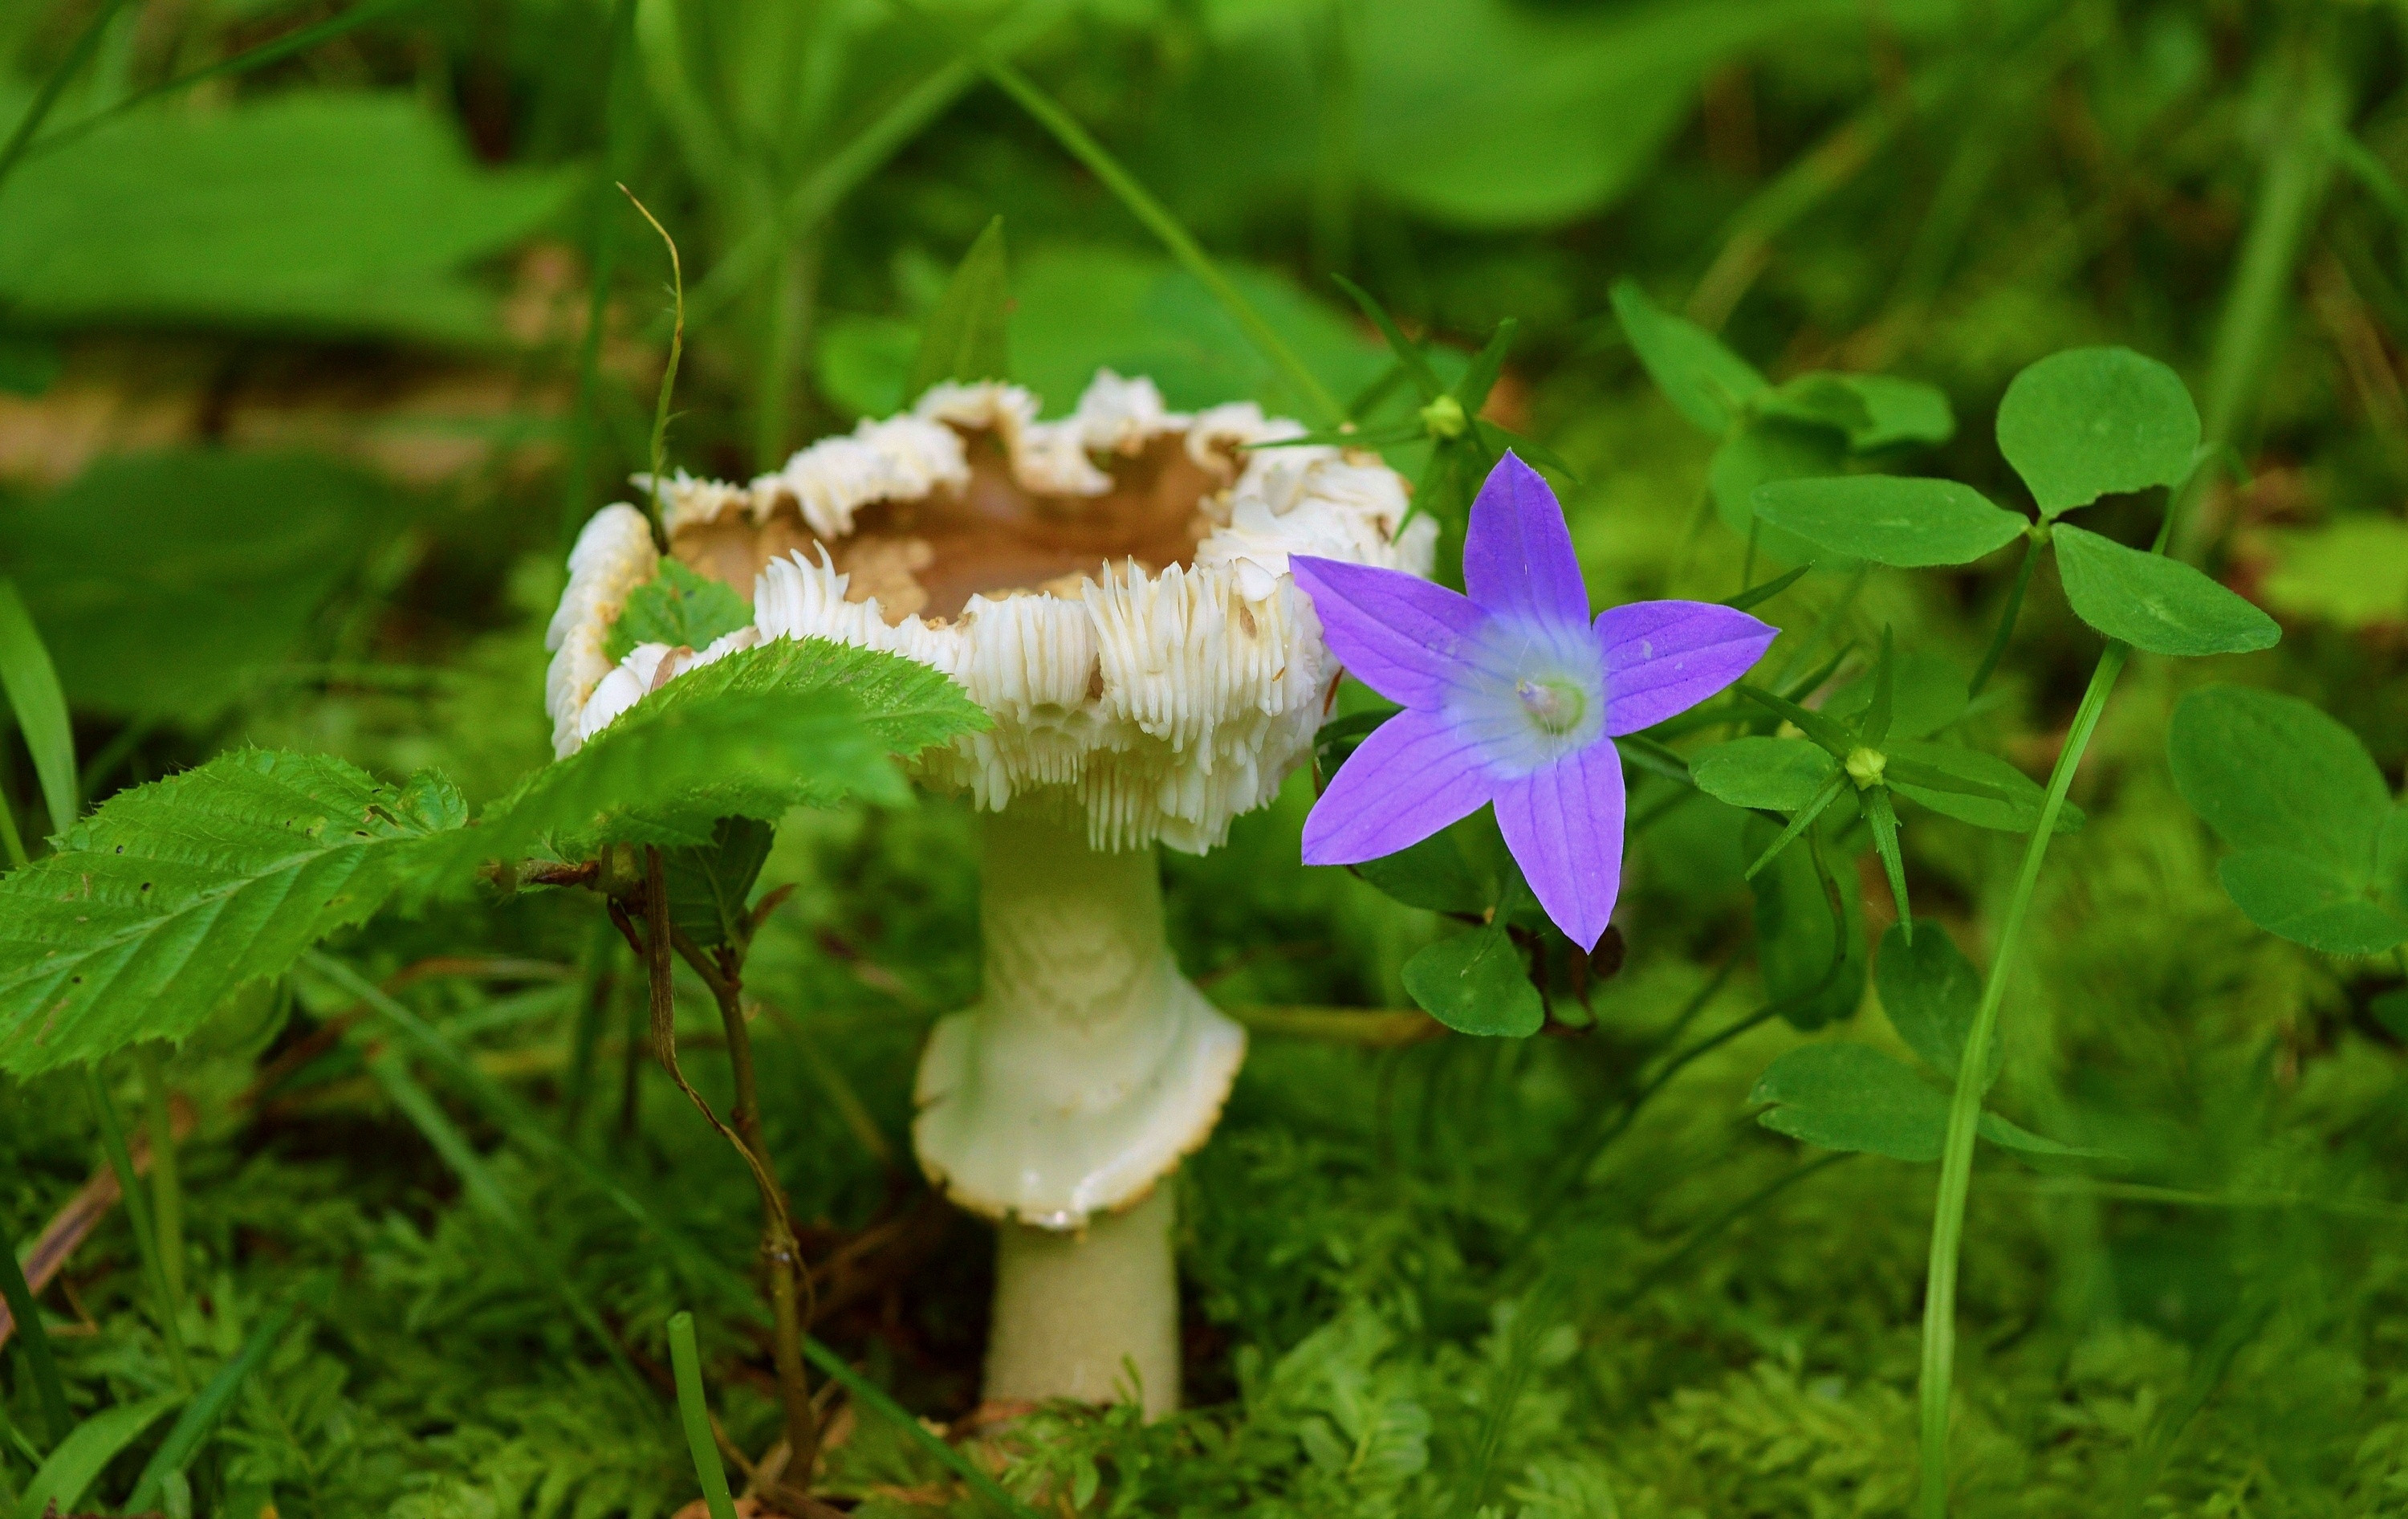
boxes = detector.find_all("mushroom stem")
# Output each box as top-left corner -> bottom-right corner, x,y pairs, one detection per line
987,1186 -> 1179,1417
916,807 -> 1244,1419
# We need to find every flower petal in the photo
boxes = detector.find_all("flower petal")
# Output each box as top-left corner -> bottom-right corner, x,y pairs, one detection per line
1291,556 -> 1487,708
1462,452 -> 1589,628
1302,707 -> 1499,865
1596,601 -> 1777,736
1493,739 -> 1626,951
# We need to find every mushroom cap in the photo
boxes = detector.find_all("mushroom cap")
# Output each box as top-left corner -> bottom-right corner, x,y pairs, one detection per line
546,371 -> 1435,852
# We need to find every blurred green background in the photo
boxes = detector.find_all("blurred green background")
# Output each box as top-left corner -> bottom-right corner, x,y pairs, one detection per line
6,0 -> 2408,1515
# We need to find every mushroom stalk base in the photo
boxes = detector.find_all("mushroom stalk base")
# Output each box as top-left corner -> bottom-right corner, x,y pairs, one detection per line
986,1186 -> 1179,1418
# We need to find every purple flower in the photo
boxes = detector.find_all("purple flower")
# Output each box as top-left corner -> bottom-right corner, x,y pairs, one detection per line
1291,454 -> 1776,951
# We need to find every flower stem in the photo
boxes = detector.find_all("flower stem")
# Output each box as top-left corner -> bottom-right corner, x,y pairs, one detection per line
85,1066 -> 192,1392
1916,639 -> 2127,1517
1965,534 -> 2039,698
135,1045 -> 186,1311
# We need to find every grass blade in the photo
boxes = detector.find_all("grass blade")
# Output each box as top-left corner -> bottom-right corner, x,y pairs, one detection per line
801,1339 -> 1045,1519
0,0 -> 136,199
668,1312 -> 742,1519
123,1285 -> 312,1513
84,1069 -> 190,1391
11,1391 -> 181,1519
0,1211 -> 71,1446
0,578 -> 78,838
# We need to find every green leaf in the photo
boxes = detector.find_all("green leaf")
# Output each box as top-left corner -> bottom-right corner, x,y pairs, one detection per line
1747,814 -> 1866,1030
905,214 -> 1011,399
663,817 -> 776,951
2168,686 -> 2393,863
604,560 -> 755,664
1751,476 -> 2028,568
12,1391 -> 184,1519
1611,280 -> 1767,433
0,577 -> 78,836
1824,650 -> 1967,742
1861,785 -> 1910,932
1690,738 -> 1840,813
2052,524 -> 2280,657
1401,923 -> 1541,1036
1995,348 -> 2202,516
0,751 -> 464,1075
1752,1043 -> 2102,1161
1828,374 -> 1954,451
2258,519 -> 2408,629
0,450 -> 398,723
2216,850 -> 2407,956
459,638 -> 982,863
1754,373 -> 1874,436
1885,741 -> 2084,835
124,1289 -> 310,1514
1876,921 -> 1998,1088
1753,1042 -> 1951,1161
1352,818 -> 1491,916
1708,418 -> 1847,564
0,94 -> 576,343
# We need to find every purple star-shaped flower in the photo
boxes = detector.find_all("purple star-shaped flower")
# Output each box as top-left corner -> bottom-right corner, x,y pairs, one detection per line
1291,453 -> 1776,950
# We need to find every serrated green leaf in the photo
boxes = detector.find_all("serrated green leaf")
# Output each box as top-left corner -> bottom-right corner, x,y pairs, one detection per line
604,560 -> 755,664
1885,741 -> 2084,835
1612,280 -> 1766,434
2052,524 -> 2280,657
1401,922 -> 1540,1036
663,816 -> 776,951
1690,737 -> 1840,812
1752,476 -> 2028,568
1876,920 -> 1998,1088
459,638 -> 983,864
1996,347 -> 2202,515
905,214 -> 1011,400
0,751 -> 464,1076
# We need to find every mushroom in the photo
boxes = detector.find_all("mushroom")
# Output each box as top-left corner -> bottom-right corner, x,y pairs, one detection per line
549,372 -> 1431,1418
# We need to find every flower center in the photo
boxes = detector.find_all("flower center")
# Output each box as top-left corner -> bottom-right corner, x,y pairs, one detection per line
1516,677 -> 1587,735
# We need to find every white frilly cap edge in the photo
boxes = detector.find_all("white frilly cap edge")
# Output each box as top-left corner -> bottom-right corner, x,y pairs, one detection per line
543,370 -> 1437,853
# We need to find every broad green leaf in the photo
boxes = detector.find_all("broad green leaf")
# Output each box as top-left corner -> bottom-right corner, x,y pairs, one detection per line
1829,374 -> 1954,450
0,450 -> 398,723
1352,817 -> 1491,916
2167,686 -> 2392,864
604,560 -> 755,663
0,751 -> 464,1074
1875,921 -> 1999,1088
2052,524 -> 2280,657
14,1391 -> 184,1519
1751,1042 -> 1951,1161
1995,347 -> 2201,515
905,214 -> 1011,400
1886,740 -> 2084,835
1708,419 -> 1846,565
458,638 -> 982,865
1747,814 -> 1866,1031
0,577 -> 77,835
0,95 -> 576,342
1753,1043 -> 2102,1161
2216,850 -> 2408,955
1824,651 -> 1967,741
663,816 -> 776,951
1611,280 -> 1766,433
1401,922 -> 1541,1036
1690,737 -> 1839,812
1752,476 -> 2027,568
